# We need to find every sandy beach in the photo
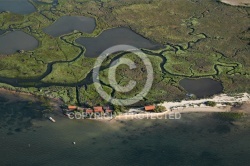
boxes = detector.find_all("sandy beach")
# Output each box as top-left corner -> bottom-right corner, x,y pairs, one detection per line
219,0 -> 250,6
161,93 -> 250,110
114,106 -> 230,120
113,93 -> 250,120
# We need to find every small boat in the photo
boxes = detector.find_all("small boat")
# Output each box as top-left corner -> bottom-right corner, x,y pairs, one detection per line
73,142 -> 76,145
49,117 -> 56,122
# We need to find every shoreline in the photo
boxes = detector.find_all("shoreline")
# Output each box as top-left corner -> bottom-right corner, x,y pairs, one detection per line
0,88 -> 63,112
1,87 -> 249,121
113,93 -> 250,121
114,105 -> 231,120
161,93 -> 250,111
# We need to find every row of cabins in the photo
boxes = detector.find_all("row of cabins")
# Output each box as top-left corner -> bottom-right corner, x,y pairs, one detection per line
67,105 -> 156,114
67,105 -> 113,114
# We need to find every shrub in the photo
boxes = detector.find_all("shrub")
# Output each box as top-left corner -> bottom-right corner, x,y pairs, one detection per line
205,101 -> 216,107
155,105 -> 166,113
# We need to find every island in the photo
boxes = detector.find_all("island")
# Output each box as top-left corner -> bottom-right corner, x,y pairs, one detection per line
0,0 -> 249,117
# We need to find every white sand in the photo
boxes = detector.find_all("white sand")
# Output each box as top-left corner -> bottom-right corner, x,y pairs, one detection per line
219,0 -> 250,6
161,93 -> 250,111
114,93 -> 250,120
114,106 -> 230,120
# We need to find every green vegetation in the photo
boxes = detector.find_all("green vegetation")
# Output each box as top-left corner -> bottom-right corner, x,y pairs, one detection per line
155,105 -> 166,113
78,84 -> 113,106
205,101 -> 217,107
0,0 -> 249,106
113,105 -> 126,115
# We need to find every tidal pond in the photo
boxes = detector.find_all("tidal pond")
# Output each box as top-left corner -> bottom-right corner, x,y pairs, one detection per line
0,31 -> 39,55
0,0 -> 36,14
179,78 -> 223,98
76,27 -> 163,58
43,16 -> 96,37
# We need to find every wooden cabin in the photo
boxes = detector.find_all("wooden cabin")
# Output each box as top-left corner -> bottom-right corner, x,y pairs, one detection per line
94,106 -> 104,113
68,105 -> 77,111
144,105 -> 156,111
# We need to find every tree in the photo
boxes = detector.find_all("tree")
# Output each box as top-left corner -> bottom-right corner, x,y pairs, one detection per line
114,105 -> 126,114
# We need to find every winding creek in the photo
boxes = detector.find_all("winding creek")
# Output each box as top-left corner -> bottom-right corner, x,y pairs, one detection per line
0,6 -> 241,100
1,2 -> 250,166
0,25 -> 239,99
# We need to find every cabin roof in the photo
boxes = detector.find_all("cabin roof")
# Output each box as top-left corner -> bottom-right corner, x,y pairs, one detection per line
94,106 -> 103,112
68,105 -> 77,110
94,109 -> 104,112
145,105 -> 155,111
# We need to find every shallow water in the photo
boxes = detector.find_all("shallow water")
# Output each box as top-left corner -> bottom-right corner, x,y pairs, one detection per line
0,93 -> 249,166
179,78 -> 223,98
0,0 -> 36,14
43,16 -> 96,37
0,31 -> 39,54
0,30 -> 5,35
76,27 -> 163,58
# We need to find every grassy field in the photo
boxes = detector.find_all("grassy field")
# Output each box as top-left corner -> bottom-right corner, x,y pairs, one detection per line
0,0 -> 249,106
